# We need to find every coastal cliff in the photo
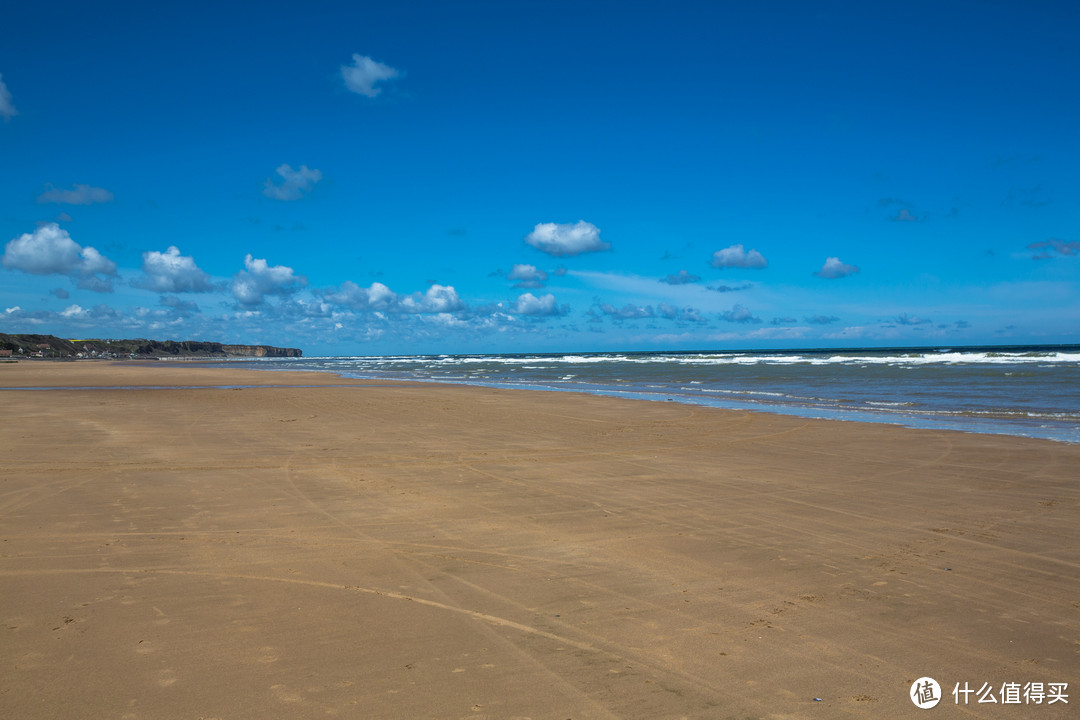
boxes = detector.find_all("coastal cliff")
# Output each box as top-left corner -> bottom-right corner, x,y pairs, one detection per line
0,334 -> 301,359
220,344 -> 302,358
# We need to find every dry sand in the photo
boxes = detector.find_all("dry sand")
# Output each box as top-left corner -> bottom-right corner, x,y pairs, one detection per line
1,361 -> 1077,719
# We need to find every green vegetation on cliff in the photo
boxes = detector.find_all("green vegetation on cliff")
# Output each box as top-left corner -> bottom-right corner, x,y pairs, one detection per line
0,334 -> 301,359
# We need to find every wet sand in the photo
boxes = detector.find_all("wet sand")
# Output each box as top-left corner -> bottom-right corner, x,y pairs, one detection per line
2,361 -> 1077,718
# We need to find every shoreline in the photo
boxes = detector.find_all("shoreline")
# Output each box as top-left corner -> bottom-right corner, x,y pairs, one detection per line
2,361 -> 1078,717
191,356 -> 1080,445
7,357 -> 1080,445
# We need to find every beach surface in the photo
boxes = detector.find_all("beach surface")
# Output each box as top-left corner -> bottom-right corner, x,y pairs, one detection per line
2,362 -> 1077,718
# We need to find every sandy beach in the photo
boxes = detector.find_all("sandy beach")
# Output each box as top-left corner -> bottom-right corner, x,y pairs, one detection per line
2,361 -> 1077,719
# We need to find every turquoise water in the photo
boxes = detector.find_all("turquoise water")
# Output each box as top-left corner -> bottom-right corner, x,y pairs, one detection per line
214,345 -> 1080,443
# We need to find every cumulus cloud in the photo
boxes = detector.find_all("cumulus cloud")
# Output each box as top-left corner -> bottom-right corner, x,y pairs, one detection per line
59,303 -> 121,322
720,304 -> 761,324
815,257 -> 859,279
0,74 -> 15,120
660,270 -> 700,285
2,223 -> 117,291
1028,238 -> 1079,259
657,303 -> 705,322
770,316 -> 798,325
401,284 -> 465,314
160,295 -> 200,316
514,292 -> 568,317
76,246 -> 115,276
805,315 -> 840,324
71,276 -> 111,293
525,221 -> 609,257
507,264 -> 548,288
321,280 -> 397,310
707,282 -> 752,293
341,54 -> 400,97
710,244 -> 767,269
319,281 -> 464,315
37,183 -> 114,205
892,208 -> 917,222
895,312 -> 932,325
135,246 -> 214,293
361,281 -> 398,309
263,164 -> 322,201
231,254 -> 307,306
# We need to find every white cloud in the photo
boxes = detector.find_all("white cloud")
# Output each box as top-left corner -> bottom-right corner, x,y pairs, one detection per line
1028,238 -> 1080,259
720,303 -> 762,324
60,304 -> 89,319
366,281 -> 397,308
661,270 -> 700,285
894,312 -> 932,326
514,292 -> 567,317
0,74 -> 15,120
507,263 -> 548,288
710,244 -> 767,269
341,54 -> 400,97
231,254 -> 307,306
136,246 -> 214,293
706,282 -> 753,293
657,303 -> 704,322
263,164 -> 322,201
320,281 -> 465,315
815,257 -> 859,279
322,280 -> 398,310
525,221 -> 609,257
37,183 -> 114,205
2,223 -> 117,291
41,303 -> 123,323
3,225 -> 82,274
424,312 -> 469,328
1,302 -> 136,330
78,246 -> 116,276
401,284 -> 465,314
160,295 -> 200,316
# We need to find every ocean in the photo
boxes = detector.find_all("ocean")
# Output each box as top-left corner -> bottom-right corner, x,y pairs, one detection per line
218,345 -> 1080,444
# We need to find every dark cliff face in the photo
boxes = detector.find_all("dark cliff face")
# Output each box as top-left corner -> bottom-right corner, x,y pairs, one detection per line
221,344 -> 302,358
0,334 -> 301,358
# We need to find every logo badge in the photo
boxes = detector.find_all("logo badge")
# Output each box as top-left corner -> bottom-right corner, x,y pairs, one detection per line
911,677 -> 942,708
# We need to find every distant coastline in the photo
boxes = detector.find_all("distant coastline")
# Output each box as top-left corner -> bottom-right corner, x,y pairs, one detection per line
0,333 -> 301,360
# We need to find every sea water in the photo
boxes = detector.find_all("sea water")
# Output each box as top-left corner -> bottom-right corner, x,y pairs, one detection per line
219,345 -> 1080,444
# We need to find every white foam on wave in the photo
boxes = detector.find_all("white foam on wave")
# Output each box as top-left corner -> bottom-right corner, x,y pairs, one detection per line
316,349 -> 1080,369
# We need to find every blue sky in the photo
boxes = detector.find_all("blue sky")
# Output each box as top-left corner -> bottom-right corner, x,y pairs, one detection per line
1,0 -> 1077,355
